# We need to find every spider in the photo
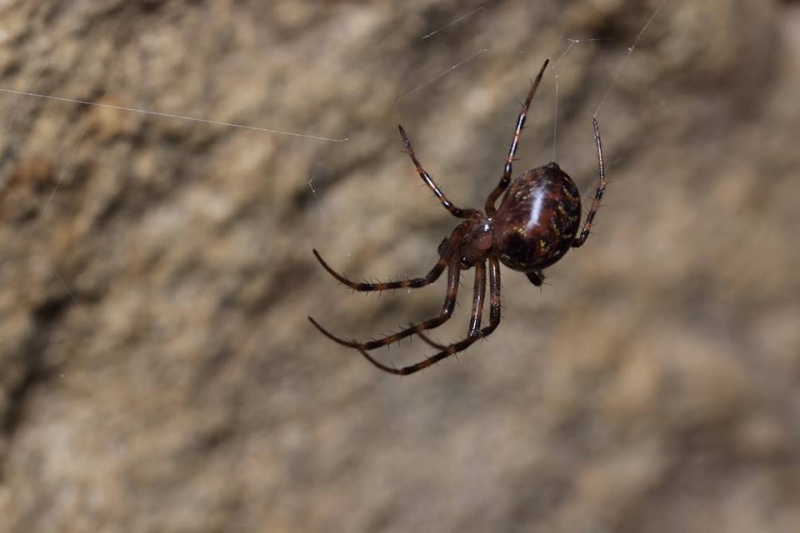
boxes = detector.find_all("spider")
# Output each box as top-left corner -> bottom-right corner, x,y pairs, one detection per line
309,59 -> 606,376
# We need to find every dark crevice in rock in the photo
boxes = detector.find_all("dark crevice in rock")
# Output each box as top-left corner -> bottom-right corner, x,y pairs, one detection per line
0,295 -> 73,479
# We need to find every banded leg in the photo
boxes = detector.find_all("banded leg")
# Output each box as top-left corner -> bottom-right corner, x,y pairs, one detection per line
485,58 -> 550,216
398,125 -> 479,220
309,253 -> 460,351
466,260 -> 487,337
313,248 -> 448,291
572,117 -> 606,248
363,256 -> 502,376
414,259 -> 487,350
309,228 -> 465,350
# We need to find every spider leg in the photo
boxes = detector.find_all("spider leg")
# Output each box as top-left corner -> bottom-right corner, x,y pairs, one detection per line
312,248 -> 448,291
309,228 -> 467,352
309,253 -> 461,351
466,260 -> 487,337
398,125 -> 479,220
413,260 -> 485,349
415,331 -> 447,350
367,257 -> 502,376
572,117 -> 606,248
485,59 -> 550,216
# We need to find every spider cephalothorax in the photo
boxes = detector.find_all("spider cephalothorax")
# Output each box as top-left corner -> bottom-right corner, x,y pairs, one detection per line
310,59 -> 606,375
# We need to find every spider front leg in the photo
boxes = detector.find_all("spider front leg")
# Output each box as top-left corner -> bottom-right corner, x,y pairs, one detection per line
398,125 -> 479,220
485,59 -> 550,216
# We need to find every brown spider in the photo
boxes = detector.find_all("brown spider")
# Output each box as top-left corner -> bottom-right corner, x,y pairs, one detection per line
309,59 -> 606,375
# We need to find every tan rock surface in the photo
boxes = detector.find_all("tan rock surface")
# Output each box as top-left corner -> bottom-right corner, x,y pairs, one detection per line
1,1 -> 798,531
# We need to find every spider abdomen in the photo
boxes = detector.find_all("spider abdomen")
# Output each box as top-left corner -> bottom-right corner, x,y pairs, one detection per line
492,162 -> 582,272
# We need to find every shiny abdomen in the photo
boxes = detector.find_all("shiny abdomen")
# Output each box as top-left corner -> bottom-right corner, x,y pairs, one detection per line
492,162 -> 582,272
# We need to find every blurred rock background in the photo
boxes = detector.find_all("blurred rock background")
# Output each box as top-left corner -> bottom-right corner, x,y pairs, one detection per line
0,0 -> 798,531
